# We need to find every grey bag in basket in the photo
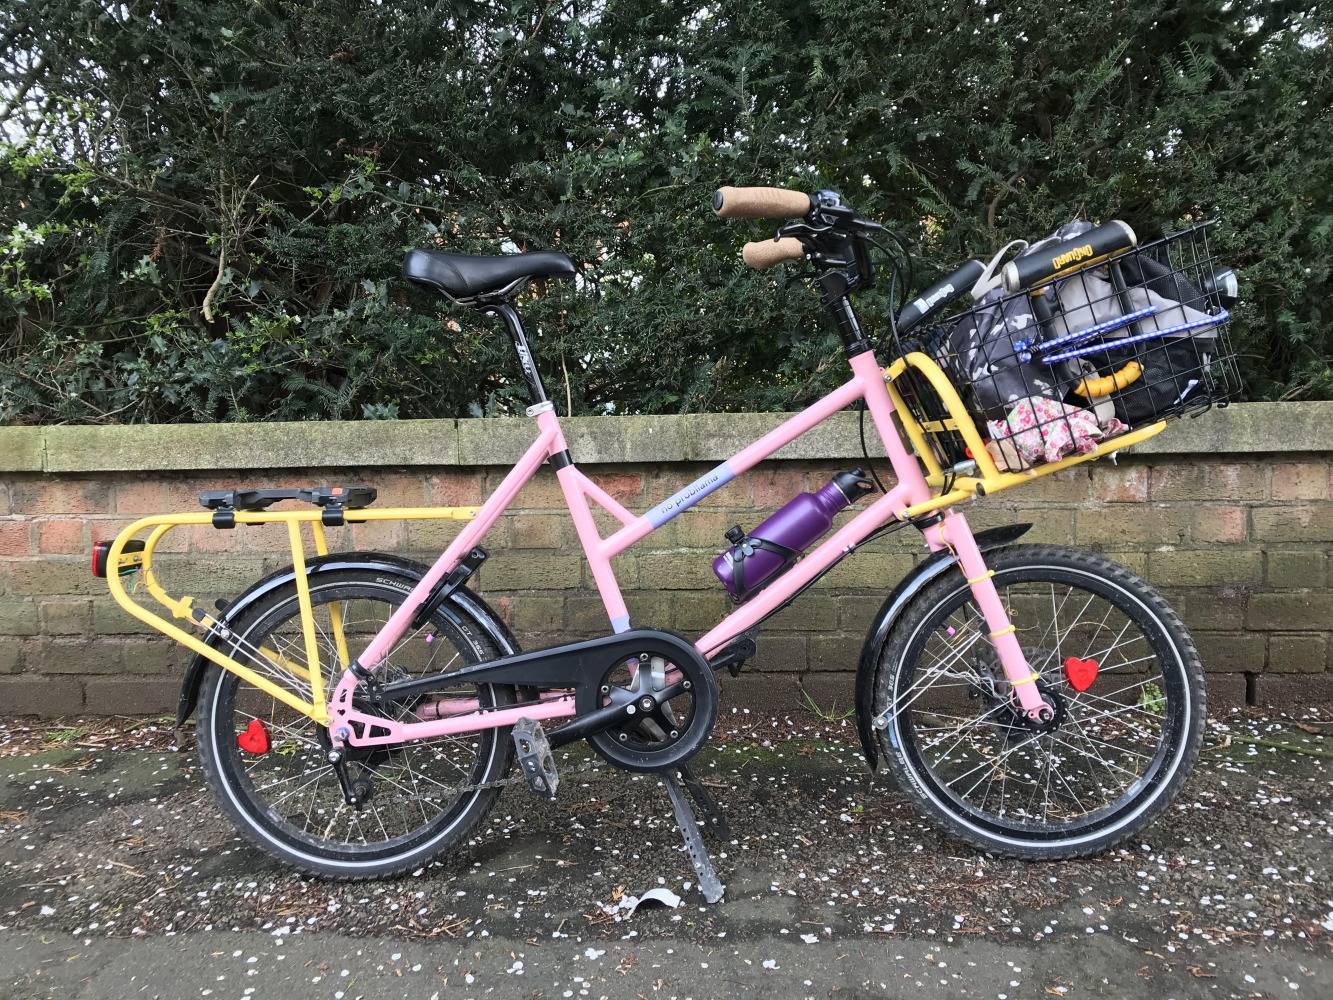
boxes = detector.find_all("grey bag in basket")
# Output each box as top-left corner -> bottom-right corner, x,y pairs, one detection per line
1048,245 -> 1221,424
945,227 -> 1088,421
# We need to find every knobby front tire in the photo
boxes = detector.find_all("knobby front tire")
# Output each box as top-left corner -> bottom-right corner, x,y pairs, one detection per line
196,568 -> 516,880
873,545 -> 1205,859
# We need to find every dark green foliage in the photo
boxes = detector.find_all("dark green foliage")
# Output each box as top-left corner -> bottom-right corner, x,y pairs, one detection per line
1,1 -> 1328,424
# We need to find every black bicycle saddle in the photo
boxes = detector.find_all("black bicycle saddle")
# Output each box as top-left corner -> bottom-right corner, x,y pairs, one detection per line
402,249 -> 576,304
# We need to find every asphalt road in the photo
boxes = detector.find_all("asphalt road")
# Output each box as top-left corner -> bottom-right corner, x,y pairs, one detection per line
1,709 -> 1328,999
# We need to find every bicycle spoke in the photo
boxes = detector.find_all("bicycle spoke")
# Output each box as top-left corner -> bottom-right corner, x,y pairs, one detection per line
884,553 -> 1199,846
1045,729 -> 1145,784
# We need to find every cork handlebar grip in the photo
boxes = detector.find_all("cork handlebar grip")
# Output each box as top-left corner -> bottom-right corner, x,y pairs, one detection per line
713,186 -> 813,219
742,237 -> 807,270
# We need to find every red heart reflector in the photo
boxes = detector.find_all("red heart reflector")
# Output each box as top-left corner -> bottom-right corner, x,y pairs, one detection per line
1063,656 -> 1099,692
237,718 -> 270,754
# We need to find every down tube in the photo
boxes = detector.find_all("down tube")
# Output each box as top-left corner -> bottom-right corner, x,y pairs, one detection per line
695,481 -> 916,658
355,426 -> 558,671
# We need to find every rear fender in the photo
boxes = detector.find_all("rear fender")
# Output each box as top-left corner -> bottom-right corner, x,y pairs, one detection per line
853,524 -> 1032,770
176,553 -> 518,726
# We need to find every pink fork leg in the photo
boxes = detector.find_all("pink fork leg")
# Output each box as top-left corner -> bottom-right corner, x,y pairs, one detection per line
939,511 -> 1053,719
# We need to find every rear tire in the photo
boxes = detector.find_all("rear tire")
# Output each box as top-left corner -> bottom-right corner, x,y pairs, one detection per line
873,544 -> 1204,859
196,567 -> 516,880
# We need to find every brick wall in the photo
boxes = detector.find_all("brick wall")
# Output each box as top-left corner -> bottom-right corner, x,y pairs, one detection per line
1,404 -> 1331,716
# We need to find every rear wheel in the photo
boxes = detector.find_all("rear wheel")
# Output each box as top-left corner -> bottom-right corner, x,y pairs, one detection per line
196,568 -> 515,879
873,545 -> 1204,859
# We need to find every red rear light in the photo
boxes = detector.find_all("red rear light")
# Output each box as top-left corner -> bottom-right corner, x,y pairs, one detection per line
92,539 -> 145,578
91,541 -> 112,578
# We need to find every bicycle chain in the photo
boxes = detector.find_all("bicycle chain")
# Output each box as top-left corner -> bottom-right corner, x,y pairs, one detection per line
456,753 -> 609,794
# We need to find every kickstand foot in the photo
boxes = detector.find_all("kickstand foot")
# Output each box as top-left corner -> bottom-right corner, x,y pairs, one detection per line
677,764 -> 730,841
664,771 -> 725,904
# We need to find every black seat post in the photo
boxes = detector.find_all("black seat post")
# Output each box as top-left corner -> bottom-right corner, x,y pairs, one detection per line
485,303 -> 549,408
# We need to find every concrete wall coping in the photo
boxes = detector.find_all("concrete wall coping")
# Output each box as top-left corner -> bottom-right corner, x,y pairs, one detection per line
0,401 -> 1327,473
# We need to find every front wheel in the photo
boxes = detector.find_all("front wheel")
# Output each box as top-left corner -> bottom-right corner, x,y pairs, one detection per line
196,567 -> 516,880
873,544 -> 1204,859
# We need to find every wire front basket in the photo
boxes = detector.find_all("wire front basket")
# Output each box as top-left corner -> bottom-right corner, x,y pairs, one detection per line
898,222 -> 1240,475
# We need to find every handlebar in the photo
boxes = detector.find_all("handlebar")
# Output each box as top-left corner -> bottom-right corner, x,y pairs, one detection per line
713,186 -> 814,220
742,237 -> 807,270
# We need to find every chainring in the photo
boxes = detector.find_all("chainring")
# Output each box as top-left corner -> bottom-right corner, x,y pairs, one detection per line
574,641 -> 718,773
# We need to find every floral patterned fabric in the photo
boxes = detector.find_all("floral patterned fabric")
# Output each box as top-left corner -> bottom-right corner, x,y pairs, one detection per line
987,396 -> 1127,467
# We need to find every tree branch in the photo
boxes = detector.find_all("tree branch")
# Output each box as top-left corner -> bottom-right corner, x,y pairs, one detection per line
201,243 -> 226,323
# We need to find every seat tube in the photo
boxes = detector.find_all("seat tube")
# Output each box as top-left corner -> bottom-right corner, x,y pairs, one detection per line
533,409 -> 633,634
938,510 -> 1053,720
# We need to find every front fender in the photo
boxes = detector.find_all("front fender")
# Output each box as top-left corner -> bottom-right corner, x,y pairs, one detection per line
175,553 -> 518,726
853,523 -> 1032,770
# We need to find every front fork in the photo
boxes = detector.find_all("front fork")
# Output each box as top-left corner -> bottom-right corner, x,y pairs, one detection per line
935,510 -> 1054,722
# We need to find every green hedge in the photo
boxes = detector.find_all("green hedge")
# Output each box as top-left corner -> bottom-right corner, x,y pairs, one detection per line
2,1 -> 1329,423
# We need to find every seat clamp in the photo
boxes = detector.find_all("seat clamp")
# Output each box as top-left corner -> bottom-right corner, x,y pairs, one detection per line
526,401 -> 555,417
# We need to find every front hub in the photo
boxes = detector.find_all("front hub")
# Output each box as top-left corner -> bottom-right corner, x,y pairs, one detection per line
970,648 -> 1069,737
1016,681 -> 1067,734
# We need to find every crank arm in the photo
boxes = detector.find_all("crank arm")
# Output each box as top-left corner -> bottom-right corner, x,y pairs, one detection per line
546,679 -> 689,749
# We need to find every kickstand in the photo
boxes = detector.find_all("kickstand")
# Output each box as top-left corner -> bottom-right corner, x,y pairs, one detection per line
664,771 -> 725,904
677,763 -> 731,842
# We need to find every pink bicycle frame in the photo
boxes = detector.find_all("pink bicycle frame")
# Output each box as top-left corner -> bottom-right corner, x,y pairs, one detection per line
327,350 -> 1049,747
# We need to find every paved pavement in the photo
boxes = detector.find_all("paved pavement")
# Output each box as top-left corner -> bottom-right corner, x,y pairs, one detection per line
0,709 -> 1329,999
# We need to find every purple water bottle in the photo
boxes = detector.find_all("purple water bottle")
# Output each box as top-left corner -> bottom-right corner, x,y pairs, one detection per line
713,469 -> 874,602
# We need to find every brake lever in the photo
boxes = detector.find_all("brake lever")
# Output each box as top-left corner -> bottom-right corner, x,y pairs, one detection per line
783,213 -> 883,238
776,220 -> 830,239
783,270 -> 820,289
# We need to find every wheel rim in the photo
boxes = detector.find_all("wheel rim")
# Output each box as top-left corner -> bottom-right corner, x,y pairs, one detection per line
208,579 -> 503,864
887,565 -> 1190,844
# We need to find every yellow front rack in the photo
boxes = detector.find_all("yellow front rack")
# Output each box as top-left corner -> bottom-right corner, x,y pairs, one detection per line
884,351 -> 1166,521
103,505 -> 479,724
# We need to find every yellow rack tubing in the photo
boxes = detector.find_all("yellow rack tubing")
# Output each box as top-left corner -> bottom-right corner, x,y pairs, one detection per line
309,522 -> 352,675
884,352 -> 1001,480
883,375 -> 944,481
286,519 -> 325,710
103,506 -> 479,725
898,420 -> 1167,521
882,352 -> 1167,519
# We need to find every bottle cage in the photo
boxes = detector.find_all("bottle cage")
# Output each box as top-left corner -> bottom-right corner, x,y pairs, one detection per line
725,535 -> 802,604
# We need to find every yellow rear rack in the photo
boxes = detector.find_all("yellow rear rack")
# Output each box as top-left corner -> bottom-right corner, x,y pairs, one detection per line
102,505 -> 479,724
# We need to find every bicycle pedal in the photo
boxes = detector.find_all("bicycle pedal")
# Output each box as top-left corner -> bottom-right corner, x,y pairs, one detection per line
512,717 -> 559,800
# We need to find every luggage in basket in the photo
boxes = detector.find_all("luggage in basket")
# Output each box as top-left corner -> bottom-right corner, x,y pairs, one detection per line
919,220 -> 1240,472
